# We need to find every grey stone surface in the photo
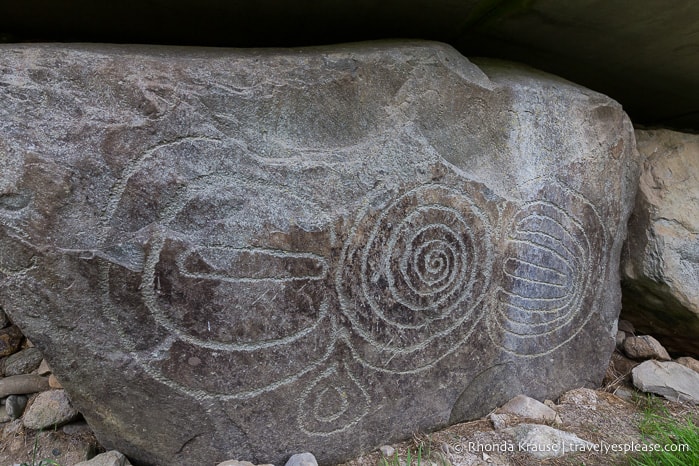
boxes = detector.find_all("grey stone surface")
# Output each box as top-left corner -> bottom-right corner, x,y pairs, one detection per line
676,356 -> 699,374
622,335 -> 671,361
632,360 -> 699,403
0,375 -> 50,397
74,451 -> 132,466
0,308 -> 9,329
37,359 -> 51,376
0,407 -> 10,423
284,453 -> 317,466
504,424 -> 594,459
488,413 -> 510,430
557,388 -> 600,410
497,395 -> 558,423
22,389 -> 80,430
5,395 -> 27,420
622,129 -> 699,356
62,420 -> 94,435
3,347 -> 44,376
0,42 -> 639,465
7,1 -> 699,130
216,461 -> 255,466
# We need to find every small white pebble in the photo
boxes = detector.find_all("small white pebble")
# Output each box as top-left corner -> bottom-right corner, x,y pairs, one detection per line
379,445 -> 395,457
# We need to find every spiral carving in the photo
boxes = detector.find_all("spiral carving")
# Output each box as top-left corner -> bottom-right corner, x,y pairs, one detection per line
337,182 -> 494,372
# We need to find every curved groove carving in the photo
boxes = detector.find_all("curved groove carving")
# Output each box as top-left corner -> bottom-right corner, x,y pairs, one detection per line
100,143 -> 334,399
297,363 -> 370,436
487,185 -> 608,357
336,181 -> 494,372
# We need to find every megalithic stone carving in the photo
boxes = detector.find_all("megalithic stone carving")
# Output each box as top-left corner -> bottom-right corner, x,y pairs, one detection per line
0,42 -> 640,465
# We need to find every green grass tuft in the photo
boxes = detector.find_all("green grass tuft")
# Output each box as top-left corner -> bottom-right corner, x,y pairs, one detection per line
629,395 -> 699,466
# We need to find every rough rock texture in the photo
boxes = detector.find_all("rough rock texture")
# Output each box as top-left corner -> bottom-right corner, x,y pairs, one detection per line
215,461 -> 274,466
504,424 -> 594,459
5,394 -> 28,419
622,129 -> 699,357
497,395 -> 558,423
632,360 -> 699,403
622,335 -> 671,361
0,374 -> 50,397
216,461 -> 255,466
0,308 -> 10,329
0,408 -> 9,423
0,42 -> 639,465
3,347 -> 44,376
0,325 -> 23,357
22,389 -> 80,429
0,423 -> 100,466
7,1 -> 699,130
676,356 -> 699,374
284,453 -> 318,466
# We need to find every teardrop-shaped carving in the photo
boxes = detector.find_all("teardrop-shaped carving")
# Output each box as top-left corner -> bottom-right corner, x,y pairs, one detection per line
298,363 -> 370,436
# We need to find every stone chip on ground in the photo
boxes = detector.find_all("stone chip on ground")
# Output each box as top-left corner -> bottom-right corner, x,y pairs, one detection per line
285,452 -> 318,466
497,394 -> 559,423
488,412 -> 511,430
74,450 -> 133,466
632,360 -> 699,403
37,358 -> 51,375
216,461 -> 274,466
216,461 -> 255,466
504,423 -> 595,459
623,335 -> 671,361
22,389 -> 80,429
48,373 -> 63,388
557,387 -> 600,409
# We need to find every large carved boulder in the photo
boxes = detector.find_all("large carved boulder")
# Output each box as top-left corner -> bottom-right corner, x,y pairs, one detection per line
0,42 -> 639,465
621,129 -> 699,356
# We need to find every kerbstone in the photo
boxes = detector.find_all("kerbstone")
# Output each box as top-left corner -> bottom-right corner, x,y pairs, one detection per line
0,42 -> 639,465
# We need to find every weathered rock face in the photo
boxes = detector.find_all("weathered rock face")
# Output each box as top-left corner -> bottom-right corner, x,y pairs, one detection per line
0,42 -> 638,465
621,129 -> 699,357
